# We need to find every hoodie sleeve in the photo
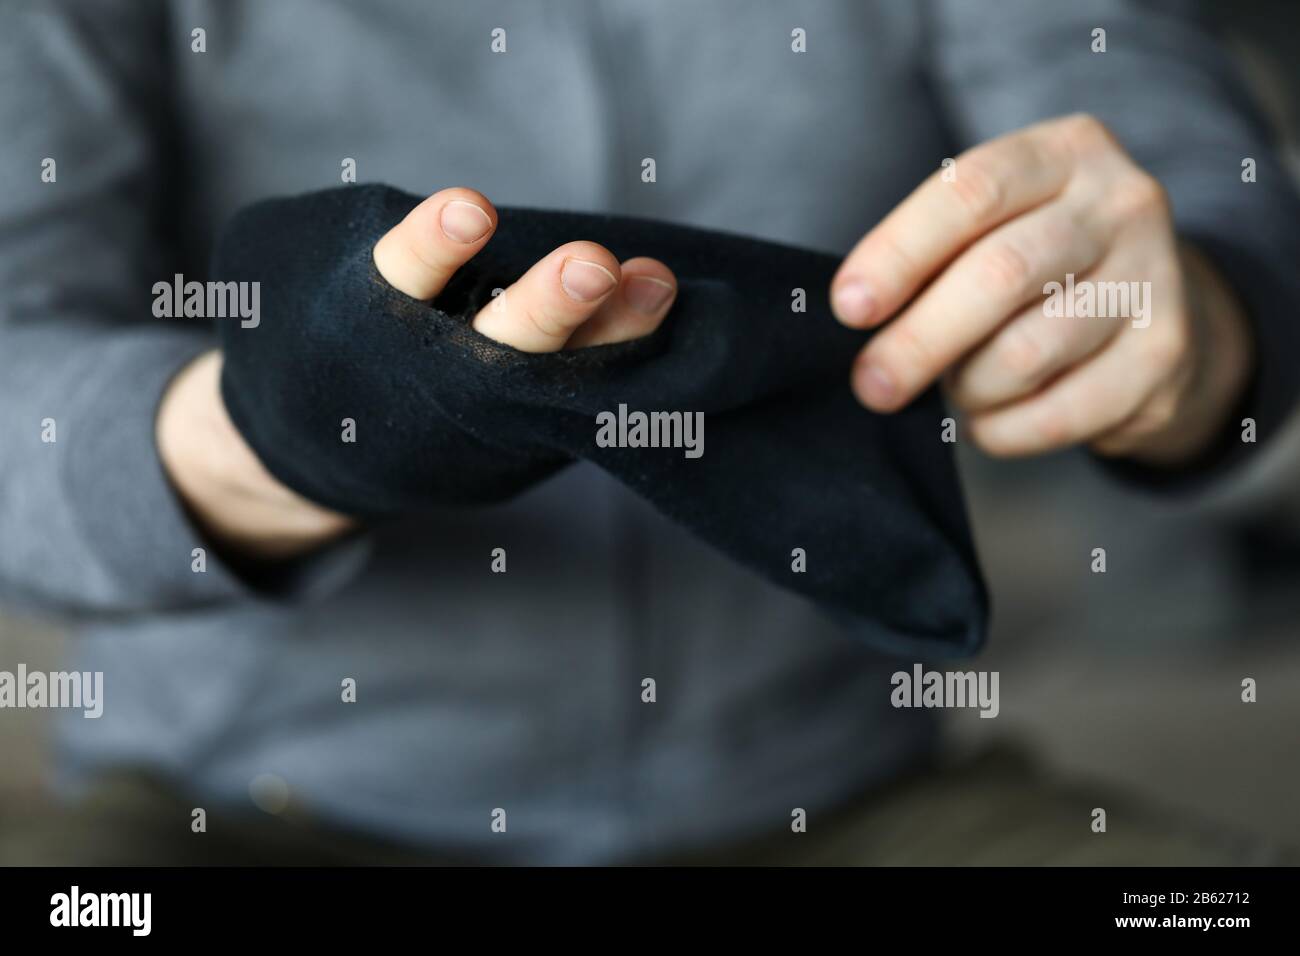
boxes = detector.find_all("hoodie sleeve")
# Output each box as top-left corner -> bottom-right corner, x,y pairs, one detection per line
926,0 -> 1300,490
0,1 -> 367,614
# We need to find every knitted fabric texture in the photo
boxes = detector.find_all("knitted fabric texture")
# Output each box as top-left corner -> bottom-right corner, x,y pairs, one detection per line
214,185 -> 988,657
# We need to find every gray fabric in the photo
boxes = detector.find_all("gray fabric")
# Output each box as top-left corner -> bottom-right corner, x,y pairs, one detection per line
0,0 -> 1294,863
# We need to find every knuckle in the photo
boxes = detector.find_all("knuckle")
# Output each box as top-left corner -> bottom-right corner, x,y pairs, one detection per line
1112,173 -> 1171,221
948,156 -> 1005,222
1061,112 -> 1116,153
868,228 -> 917,292
520,304 -> 571,342
404,234 -> 442,274
1040,213 -> 1084,257
997,324 -> 1050,381
1139,323 -> 1185,371
880,322 -> 935,385
978,241 -> 1035,300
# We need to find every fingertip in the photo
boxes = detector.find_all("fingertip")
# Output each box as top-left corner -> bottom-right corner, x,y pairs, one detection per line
619,257 -> 677,316
428,187 -> 496,245
556,240 -> 620,274
620,256 -> 676,282
439,201 -> 494,244
472,242 -> 623,352
374,187 -> 497,300
555,242 -> 621,303
831,275 -> 879,328
423,185 -> 496,215
623,274 -> 676,316
560,257 -> 677,350
851,354 -> 902,412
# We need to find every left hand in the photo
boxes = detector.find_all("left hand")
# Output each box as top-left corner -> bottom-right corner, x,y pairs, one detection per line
830,113 -> 1253,466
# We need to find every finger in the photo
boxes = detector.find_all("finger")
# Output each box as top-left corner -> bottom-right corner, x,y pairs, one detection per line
852,200 -> 1106,411
1088,384 -> 1186,459
947,260 -> 1129,414
966,329 -> 1164,457
831,120 -> 1073,329
373,187 -> 497,300
472,241 -> 621,352
565,257 -> 677,349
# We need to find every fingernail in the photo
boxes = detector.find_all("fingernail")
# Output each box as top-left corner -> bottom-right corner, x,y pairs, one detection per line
624,275 -> 675,315
833,278 -> 876,327
439,200 -> 493,243
856,361 -> 896,406
561,258 -> 618,302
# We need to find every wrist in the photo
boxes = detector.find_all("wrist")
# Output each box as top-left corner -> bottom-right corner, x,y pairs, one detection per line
1124,243 -> 1255,467
156,350 -> 357,560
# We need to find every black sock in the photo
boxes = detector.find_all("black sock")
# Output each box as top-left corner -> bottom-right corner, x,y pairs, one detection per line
214,185 -> 986,656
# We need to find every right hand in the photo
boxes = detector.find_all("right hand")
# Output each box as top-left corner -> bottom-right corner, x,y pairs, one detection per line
158,187 -> 678,561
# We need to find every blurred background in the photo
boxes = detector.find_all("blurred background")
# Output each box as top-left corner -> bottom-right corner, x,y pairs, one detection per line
3,2 -> 1300,850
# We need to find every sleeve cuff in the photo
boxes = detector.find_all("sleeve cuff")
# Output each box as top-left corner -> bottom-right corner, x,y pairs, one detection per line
62,327 -> 372,609
1094,182 -> 1300,495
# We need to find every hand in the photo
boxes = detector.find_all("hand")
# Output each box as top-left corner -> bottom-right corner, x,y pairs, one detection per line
373,186 -> 677,351
158,187 -> 678,561
830,113 -> 1253,466
157,349 -> 357,561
